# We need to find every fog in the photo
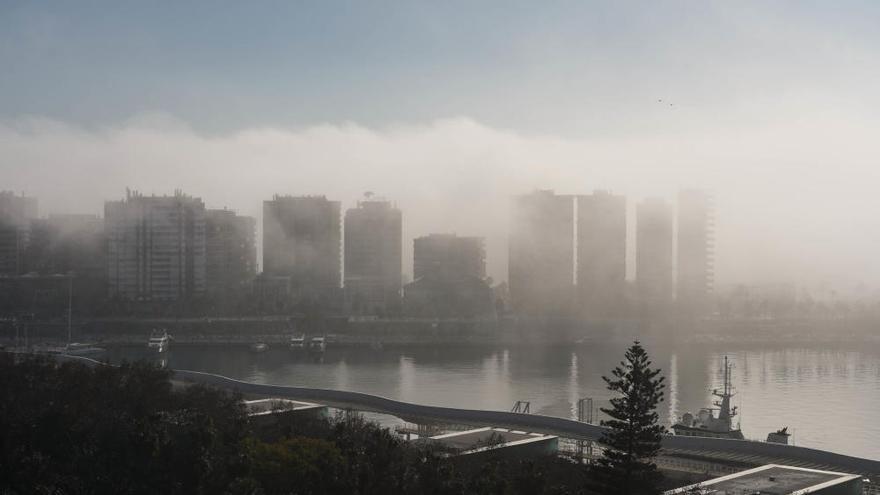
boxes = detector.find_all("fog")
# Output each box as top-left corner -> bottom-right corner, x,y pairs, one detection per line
3,107 -> 879,296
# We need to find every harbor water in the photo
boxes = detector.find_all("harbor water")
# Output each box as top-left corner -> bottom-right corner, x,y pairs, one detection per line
107,341 -> 880,460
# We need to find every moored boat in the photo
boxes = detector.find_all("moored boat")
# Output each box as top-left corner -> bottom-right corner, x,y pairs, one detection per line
289,335 -> 306,351
672,356 -> 745,440
308,336 -> 326,353
250,342 -> 269,353
147,329 -> 171,353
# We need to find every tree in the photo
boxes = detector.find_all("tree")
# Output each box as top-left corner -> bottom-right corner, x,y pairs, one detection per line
0,356 -> 249,495
248,437 -> 347,495
593,341 -> 666,495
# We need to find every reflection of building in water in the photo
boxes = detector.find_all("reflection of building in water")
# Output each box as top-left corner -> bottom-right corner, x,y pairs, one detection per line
577,191 -> 626,318
676,189 -> 714,315
509,190 -> 575,315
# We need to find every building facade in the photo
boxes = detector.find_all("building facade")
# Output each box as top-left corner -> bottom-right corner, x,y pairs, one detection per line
677,189 -> 714,314
404,234 -> 493,318
0,191 -> 38,275
262,195 -> 341,302
105,190 -> 206,301
26,214 -> 105,278
576,191 -> 626,317
509,190 -> 575,315
205,208 -> 257,303
636,198 -> 674,311
413,234 -> 485,281
344,199 -> 402,315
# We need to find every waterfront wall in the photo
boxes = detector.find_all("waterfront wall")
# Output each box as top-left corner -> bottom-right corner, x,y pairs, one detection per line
4,316 -> 877,346
0,316 -> 634,345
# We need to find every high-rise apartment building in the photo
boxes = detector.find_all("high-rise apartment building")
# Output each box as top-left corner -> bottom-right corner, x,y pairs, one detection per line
509,190 -> 575,315
577,191 -> 626,317
0,191 -> 38,275
27,214 -> 105,278
677,189 -> 714,314
263,195 -> 341,296
636,198 -> 674,310
413,233 -> 485,281
205,209 -> 257,302
105,190 -> 206,301
344,199 -> 402,314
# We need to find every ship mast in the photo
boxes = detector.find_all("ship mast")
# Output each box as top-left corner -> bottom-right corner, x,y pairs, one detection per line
712,356 -> 737,425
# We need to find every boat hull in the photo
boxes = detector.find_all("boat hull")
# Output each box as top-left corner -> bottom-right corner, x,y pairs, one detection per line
671,424 -> 744,440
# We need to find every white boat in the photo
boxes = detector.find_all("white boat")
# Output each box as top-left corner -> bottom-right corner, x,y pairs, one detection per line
147,329 -> 171,353
250,342 -> 269,353
308,336 -> 326,353
289,335 -> 306,351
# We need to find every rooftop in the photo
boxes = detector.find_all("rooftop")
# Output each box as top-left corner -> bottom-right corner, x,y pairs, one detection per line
665,464 -> 862,495
244,398 -> 325,417
429,427 -> 557,454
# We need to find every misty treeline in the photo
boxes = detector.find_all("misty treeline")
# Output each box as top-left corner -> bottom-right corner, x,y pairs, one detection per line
0,343 -> 669,495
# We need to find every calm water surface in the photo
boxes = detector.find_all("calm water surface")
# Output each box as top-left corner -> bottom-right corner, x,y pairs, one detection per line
109,341 -> 880,460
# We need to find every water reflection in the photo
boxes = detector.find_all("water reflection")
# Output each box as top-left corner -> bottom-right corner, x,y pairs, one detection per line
106,342 -> 880,459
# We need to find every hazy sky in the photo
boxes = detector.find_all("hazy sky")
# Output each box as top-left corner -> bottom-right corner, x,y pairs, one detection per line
2,1 -> 880,294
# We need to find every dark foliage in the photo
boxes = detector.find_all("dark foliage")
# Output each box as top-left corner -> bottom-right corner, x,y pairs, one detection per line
593,341 -> 666,495
0,355 -> 249,495
0,355 -> 604,495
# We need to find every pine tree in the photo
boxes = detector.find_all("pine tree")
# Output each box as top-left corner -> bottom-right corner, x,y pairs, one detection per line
593,341 -> 666,495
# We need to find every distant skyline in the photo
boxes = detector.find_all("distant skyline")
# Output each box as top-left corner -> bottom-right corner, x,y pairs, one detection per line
2,1 -> 880,294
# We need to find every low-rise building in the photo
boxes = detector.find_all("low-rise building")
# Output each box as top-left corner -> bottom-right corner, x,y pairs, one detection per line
665,464 -> 862,495
245,399 -> 329,441
426,427 -> 558,460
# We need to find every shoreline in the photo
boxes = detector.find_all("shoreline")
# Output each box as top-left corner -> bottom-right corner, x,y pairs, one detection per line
2,315 -> 878,348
